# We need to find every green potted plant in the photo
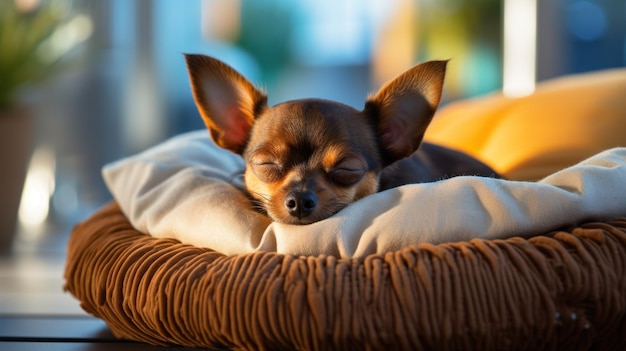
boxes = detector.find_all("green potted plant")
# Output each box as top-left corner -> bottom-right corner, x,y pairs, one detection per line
0,0 -> 85,250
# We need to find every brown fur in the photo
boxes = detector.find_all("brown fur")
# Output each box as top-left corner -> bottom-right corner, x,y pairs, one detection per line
185,54 -> 498,224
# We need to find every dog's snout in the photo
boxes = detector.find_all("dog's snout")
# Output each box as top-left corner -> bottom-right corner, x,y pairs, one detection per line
285,191 -> 317,219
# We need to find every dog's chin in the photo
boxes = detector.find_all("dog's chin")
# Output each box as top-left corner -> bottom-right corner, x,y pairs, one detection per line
268,207 -> 345,225
276,216 -> 324,225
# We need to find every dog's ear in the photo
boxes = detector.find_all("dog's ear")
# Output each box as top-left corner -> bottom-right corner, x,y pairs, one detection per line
365,60 -> 447,164
185,54 -> 267,154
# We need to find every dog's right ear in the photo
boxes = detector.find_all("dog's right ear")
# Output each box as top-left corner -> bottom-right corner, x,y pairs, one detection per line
185,54 -> 267,154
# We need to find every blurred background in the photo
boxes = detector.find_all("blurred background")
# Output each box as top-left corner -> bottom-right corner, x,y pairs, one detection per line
1,0 -> 625,256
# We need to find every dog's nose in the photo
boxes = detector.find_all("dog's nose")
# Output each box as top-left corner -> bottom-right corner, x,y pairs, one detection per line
285,191 -> 317,219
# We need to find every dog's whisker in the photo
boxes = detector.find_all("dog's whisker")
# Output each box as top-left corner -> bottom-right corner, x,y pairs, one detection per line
249,191 -> 270,203
246,191 -> 271,215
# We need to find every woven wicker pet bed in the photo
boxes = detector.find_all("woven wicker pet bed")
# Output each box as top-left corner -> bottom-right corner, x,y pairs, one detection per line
65,203 -> 626,350
64,69 -> 626,350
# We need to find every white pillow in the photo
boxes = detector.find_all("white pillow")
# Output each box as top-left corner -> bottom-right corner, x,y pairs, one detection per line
103,131 -> 626,258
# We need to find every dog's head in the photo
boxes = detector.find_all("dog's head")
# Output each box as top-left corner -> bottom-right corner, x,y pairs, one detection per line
185,54 -> 446,224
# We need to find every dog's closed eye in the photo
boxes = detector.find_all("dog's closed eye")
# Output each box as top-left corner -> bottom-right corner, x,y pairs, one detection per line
328,158 -> 367,186
250,153 -> 283,183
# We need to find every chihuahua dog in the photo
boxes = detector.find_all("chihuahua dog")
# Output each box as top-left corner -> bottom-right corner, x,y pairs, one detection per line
185,54 -> 497,225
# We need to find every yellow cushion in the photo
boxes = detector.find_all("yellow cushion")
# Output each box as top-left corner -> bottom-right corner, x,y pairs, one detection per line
425,69 -> 626,180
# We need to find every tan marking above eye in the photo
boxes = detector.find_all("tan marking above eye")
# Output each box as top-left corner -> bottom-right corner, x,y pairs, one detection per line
321,145 -> 347,170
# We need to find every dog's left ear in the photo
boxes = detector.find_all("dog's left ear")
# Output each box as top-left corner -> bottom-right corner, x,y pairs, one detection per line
365,60 -> 447,164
